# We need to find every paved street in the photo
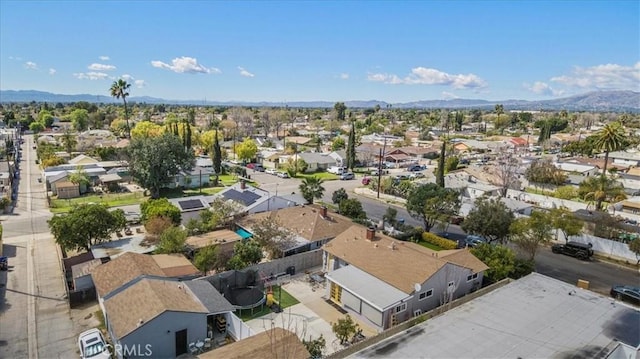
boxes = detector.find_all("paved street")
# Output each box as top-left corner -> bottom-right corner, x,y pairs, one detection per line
0,134 -> 77,359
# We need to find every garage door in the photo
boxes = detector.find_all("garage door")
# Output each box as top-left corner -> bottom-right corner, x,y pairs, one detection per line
361,301 -> 383,327
342,289 -> 361,313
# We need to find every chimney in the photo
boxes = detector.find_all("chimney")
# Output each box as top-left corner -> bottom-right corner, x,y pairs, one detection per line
320,206 -> 327,218
240,180 -> 246,190
366,227 -> 375,240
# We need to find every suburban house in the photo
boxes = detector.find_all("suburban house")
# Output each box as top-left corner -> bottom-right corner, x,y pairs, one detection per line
292,152 -> 337,172
98,173 -> 123,192
168,196 -> 212,225
43,163 -> 106,187
174,166 -> 215,189
200,328 -> 309,359
554,162 -> 599,177
322,226 -> 488,332
185,229 -> 243,258
328,150 -> 347,167
238,205 -> 353,256
509,137 -> 529,148
214,182 -> 301,215
617,199 -> 640,214
445,172 -> 501,199
597,150 -> 640,167
69,154 -> 100,165
55,180 -> 80,199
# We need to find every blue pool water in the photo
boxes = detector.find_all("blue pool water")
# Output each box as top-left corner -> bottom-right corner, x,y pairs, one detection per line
235,228 -> 253,239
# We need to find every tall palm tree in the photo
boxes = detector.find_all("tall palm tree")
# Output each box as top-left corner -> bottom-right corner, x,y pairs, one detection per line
110,79 -> 131,138
578,175 -> 626,212
594,121 -> 625,175
299,176 -> 324,204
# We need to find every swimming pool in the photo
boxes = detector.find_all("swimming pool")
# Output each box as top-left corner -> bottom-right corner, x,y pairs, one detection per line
235,228 -> 253,239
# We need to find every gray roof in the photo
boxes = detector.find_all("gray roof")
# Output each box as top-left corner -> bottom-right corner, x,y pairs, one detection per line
351,273 -> 640,359
297,152 -> 337,165
326,264 -> 408,311
185,280 -> 235,314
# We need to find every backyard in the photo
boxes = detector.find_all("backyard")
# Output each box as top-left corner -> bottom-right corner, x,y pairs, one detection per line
49,192 -> 147,213
237,285 -> 299,321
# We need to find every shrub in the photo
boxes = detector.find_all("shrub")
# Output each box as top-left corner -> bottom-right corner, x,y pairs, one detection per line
422,232 -> 458,249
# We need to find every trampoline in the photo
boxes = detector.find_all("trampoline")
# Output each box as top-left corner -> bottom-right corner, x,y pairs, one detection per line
209,269 -> 266,315
228,287 -> 266,312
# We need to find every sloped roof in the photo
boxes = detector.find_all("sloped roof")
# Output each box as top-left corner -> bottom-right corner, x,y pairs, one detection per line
200,328 -> 309,359
69,154 -> 99,165
323,226 -> 488,294
91,252 -> 166,298
239,205 -> 353,242
185,229 -> 242,249
151,254 -> 201,277
104,278 -> 208,339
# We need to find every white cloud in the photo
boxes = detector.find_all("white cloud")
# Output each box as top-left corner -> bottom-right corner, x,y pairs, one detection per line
88,63 -> 116,71
151,56 -> 219,74
340,73 -> 349,80
550,62 -> 640,91
134,79 -> 146,88
441,91 -> 459,99
121,74 -> 134,81
525,81 -> 563,96
99,55 -> 110,61
24,61 -> 38,70
49,68 -> 56,75
238,67 -> 255,77
9,56 -> 23,61
73,72 -> 109,80
368,67 -> 486,89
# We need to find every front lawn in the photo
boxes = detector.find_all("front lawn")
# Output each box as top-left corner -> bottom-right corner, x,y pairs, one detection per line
238,285 -> 300,321
416,240 -> 445,251
296,172 -> 339,181
50,192 -> 147,213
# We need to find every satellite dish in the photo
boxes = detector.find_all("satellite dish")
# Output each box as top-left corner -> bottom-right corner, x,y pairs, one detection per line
414,283 -> 421,292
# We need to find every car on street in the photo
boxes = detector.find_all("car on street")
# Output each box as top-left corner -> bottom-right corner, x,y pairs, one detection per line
370,168 -> 389,176
409,172 -> 425,179
610,285 -> 640,306
551,241 -> 593,260
394,174 -> 409,181
407,164 -> 426,172
340,172 -> 355,180
123,211 -> 141,225
265,168 -> 277,175
78,328 -> 110,359
277,172 -> 289,178
464,235 -> 487,248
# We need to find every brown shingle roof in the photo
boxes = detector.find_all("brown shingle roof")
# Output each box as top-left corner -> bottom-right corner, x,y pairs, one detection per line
185,229 -> 242,250
104,278 -> 207,339
151,254 -> 201,277
199,328 -> 309,359
239,205 -> 353,242
91,252 -> 166,298
323,226 -> 488,294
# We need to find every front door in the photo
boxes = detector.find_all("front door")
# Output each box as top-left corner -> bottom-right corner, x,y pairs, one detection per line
330,282 -> 342,304
175,329 -> 188,356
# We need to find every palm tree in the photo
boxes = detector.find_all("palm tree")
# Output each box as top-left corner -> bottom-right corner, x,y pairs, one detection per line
299,176 -> 325,204
578,175 -> 626,211
593,121 -> 625,175
110,79 -> 132,138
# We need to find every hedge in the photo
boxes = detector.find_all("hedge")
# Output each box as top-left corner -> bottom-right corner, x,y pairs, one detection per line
422,232 -> 458,250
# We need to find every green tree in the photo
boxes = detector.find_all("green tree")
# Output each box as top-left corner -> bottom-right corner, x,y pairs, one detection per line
140,198 -> 182,225
60,129 -> 77,154
156,226 -> 187,254
68,167 -> 90,192
331,137 -> 346,151
212,129 -> 222,175
303,335 -> 326,359
331,314 -> 359,345
334,102 -> 346,122
550,207 -> 583,242
383,206 -> 398,227
69,108 -> 89,131
628,238 -> 640,265
346,121 -> 357,170
227,240 -> 263,270
509,211 -> 554,260
406,183 -> 460,231
339,198 -> 366,220
444,156 -> 459,173
299,176 -> 325,204
332,188 -> 348,205
436,138 -> 447,187
470,244 -> 515,283
525,158 -> 567,186
593,121 -> 626,175
37,109 -> 54,128
29,121 -> 45,133
194,245 -> 219,275
110,79 -> 132,138
235,138 -> 258,163
48,204 -> 126,251
578,176 -> 626,211
251,217 -> 295,259
462,197 -> 514,244
553,185 -> 578,200
128,133 -> 195,198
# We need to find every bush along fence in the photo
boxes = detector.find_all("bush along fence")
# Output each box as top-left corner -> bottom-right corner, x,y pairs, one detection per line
422,232 -> 458,249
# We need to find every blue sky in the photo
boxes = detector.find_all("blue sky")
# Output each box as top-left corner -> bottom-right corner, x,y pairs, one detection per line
1,1 -> 638,103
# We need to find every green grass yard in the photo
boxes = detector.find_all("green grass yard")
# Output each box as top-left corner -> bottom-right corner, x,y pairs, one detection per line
416,240 -> 444,251
237,285 -> 300,321
49,192 -> 147,213
296,172 -> 339,181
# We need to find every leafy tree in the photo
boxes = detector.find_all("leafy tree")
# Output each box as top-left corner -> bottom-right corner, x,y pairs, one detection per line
145,215 -> 174,236
194,244 -> 219,275
110,79 -> 132,138
29,121 -> 45,133
593,121 -> 626,174
628,238 -> 640,265
436,138 -> 447,187
130,121 -> 164,138
48,204 -> 126,251
383,206 -> 398,227
554,185 -> 578,200
562,136 -> 598,156
444,156 -> 459,173
69,108 -> 89,131
525,158 -> 567,186
406,183 -> 460,231
299,176 -> 325,204
227,240 -> 263,270
470,244 -> 515,283
509,211 -> 554,260
462,197 -> 514,244
212,129 -> 222,175
331,137 -> 346,151
68,167 -> 90,191
339,198 -> 366,220
346,121 -> 357,170
235,138 -> 258,163
128,133 -> 195,198
284,157 -> 308,176
332,314 -> 359,345
334,102 -> 346,122
332,188 -> 349,205
251,217 -> 296,259
578,176 -> 626,211
141,198 -> 182,225
156,226 -> 187,254
303,335 -> 326,359
551,207 -> 583,242
60,129 -> 77,154
37,109 -> 55,128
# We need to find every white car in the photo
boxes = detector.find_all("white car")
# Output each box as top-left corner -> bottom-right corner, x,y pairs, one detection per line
265,168 -> 277,175
78,328 -> 110,359
277,172 -> 290,178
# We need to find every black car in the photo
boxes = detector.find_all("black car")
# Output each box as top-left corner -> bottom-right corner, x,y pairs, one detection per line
407,164 -> 426,172
610,285 -> 640,306
551,241 -> 594,260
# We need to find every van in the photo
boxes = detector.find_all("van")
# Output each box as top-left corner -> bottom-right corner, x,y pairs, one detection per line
328,166 -> 347,175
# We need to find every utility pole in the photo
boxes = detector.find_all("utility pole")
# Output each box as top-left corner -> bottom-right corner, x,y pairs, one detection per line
376,137 -> 387,199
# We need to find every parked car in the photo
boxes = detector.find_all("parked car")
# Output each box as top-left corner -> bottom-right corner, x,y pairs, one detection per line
340,172 -> 355,180
394,174 -> 409,181
277,172 -> 290,178
370,168 -> 389,176
78,328 -> 110,359
123,211 -> 141,225
551,241 -> 593,260
328,166 -> 348,175
464,235 -> 487,248
361,177 -> 371,185
407,164 -> 426,172
610,285 -> 640,306
265,168 -> 277,175
409,172 -> 425,179
253,164 -> 265,172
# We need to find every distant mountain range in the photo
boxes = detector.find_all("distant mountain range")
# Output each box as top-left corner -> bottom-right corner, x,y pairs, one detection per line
1,89 -> 638,112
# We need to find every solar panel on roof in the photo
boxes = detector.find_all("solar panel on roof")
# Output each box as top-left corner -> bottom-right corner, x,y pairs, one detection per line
179,199 -> 205,211
222,189 -> 261,206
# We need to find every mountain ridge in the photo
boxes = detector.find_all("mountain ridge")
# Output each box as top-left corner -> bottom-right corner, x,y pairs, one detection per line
1,89 -> 638,112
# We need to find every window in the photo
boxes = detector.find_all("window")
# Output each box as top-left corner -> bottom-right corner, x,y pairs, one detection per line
467,273 -> 479,282
447,281 -> 455,293
395,303 -> 407,313
419,289 -> 434,300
